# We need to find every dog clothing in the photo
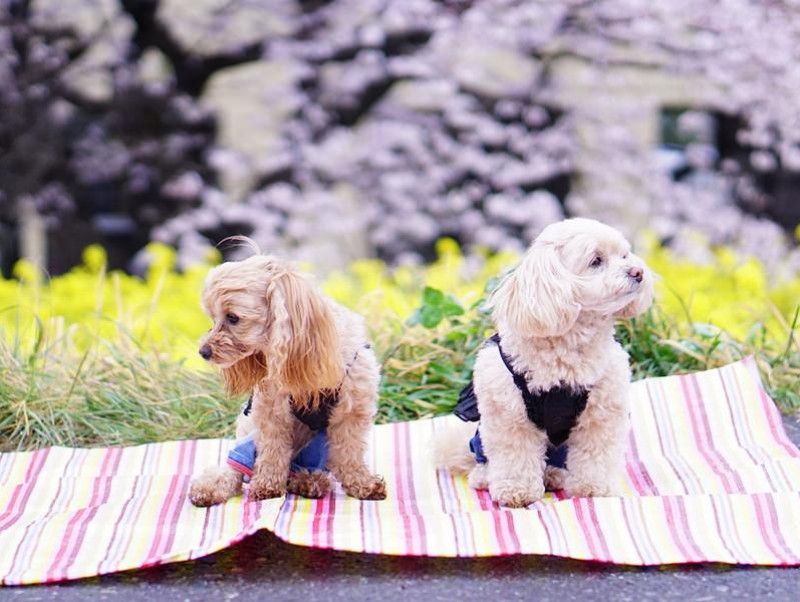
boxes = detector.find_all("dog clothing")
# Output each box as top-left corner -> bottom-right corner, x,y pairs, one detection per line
455,334 -> 590,469
227,396 -> 334,482
227,344 -> 371,481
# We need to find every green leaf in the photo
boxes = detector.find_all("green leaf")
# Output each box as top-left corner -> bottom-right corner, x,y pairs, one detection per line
422,287 -> 445,307
419,305 -> 444,328
441,296 -> 465,317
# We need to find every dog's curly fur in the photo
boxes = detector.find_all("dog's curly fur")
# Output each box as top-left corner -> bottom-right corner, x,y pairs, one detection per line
435,218 -> 654,508
188,250 -> 386,507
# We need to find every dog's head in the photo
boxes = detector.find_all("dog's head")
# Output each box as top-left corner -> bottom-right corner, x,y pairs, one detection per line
490,218 -> 654,338
199,254 -> 342,406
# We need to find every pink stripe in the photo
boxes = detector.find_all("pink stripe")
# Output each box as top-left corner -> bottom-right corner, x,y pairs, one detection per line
618,498 -> 654,563
752,493 -> 796,564
572,499 -> 603,559
433,471 -> 462,555
661,496 -> 702,562
489,508 -> 511,554
143,443 -> 190,564
644,381 -> 696,494
747,360 -> 800,458
401,422 -> 428,555
626,432 -> 658,495
717,370 -> 782,491
150,443 -> 197,561
585,498 -> 613,561
709,497 -> 750,563
310,494 -> 332,548
682,376 -> 743,493
392,422 -> 419,554
46,448 -> 123,581
0,449 -> 51,533
97,443 -> 161,572
499,510 -> 521,554
3,452 -> 75,584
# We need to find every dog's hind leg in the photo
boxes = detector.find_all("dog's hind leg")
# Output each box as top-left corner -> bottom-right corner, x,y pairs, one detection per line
325,353 -> 386,500
326,407 -> 386,500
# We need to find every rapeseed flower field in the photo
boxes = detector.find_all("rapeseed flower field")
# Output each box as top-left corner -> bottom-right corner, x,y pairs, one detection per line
0,238 -> 797,450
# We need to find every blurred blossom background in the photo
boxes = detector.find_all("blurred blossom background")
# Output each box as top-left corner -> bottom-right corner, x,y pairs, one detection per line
2,0 -> 800,274
2,0 -> 800,446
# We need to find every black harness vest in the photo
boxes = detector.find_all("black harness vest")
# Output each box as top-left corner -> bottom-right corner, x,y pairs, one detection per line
242,344 -> 370,432
455,334 -> 590,448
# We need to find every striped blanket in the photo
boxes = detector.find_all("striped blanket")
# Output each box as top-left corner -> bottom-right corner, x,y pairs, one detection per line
1,358 -> 799,585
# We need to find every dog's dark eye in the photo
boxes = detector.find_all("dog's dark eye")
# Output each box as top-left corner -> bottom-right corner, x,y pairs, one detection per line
590,256 -> 604,268
225,313 -> 240,325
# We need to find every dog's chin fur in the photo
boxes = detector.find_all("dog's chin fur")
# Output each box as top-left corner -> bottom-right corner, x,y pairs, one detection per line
188,251 -> 386,507
433,218 -> 654,508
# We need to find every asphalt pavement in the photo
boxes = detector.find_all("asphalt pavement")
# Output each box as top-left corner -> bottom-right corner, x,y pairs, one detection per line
3,417 -> 800,601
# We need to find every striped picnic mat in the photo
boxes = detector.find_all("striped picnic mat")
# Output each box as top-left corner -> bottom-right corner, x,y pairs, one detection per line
1,357 -> 800,585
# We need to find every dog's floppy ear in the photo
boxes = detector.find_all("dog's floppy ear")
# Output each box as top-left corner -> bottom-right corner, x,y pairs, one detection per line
266,269 -> 342,408
615,267 -> 654,318
490,242 -> 581,338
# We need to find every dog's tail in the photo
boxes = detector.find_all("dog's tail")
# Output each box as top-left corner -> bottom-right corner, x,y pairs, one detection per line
432,419 -> 478,475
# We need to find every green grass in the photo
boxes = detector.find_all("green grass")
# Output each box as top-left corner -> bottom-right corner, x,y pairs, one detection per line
1,299 -> 798,452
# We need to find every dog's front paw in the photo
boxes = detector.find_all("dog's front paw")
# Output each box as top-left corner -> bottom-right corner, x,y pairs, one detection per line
564,475 -> 619,498
343,475 -> 387,500
249,475 -> 287,501
188,466 -> 243,507
489,479 -> 544,508
287,470 -> 332,499
468,464 -> 489,490
544,466 -> 568,491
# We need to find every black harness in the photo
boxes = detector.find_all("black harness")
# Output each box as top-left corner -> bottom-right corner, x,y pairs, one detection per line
242,344 -> 370,432
455,334 -> 590,448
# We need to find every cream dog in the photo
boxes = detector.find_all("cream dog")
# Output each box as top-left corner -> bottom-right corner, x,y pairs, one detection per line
188,250 -> 386,506
435,218 -> 653,507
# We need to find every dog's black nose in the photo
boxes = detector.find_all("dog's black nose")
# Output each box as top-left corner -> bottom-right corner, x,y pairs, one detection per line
628,267 -> 643,282
199,344 -> 213,360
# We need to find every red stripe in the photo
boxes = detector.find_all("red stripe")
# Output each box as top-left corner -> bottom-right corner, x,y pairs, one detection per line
310,495 -> 326,548
325,493 -> 336,548
499,509 -> 521,554
227,459 -> 252,477
489,507 -> 510,554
